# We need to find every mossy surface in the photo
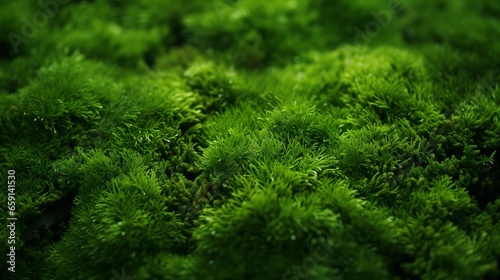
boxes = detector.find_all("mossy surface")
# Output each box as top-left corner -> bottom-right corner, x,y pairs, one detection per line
0,0 -> 499,279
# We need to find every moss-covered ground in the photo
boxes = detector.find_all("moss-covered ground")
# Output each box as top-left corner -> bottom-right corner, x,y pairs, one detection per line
1,0 -> 499,279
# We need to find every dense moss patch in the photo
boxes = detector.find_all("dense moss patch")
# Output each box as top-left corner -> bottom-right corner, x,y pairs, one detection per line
0,0 -> 499,279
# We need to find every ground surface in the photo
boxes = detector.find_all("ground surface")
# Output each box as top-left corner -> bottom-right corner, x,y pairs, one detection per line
0,0 -> 499,279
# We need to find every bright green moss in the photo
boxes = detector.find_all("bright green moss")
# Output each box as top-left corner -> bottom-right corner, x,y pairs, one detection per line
0,0 -> 499,279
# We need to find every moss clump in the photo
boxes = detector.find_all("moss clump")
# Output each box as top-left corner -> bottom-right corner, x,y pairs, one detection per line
0,0 -> 499,279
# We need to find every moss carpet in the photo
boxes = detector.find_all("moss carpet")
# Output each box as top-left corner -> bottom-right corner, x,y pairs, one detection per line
0,0 -> 499,279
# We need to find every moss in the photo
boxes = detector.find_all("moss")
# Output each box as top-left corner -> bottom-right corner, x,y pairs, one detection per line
0,0 -> 499,279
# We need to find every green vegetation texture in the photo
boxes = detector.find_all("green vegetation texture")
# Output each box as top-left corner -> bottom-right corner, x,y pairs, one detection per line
0,0 -> 499,279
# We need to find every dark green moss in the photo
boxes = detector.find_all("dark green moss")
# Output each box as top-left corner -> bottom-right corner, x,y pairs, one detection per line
0,0 -> 499,279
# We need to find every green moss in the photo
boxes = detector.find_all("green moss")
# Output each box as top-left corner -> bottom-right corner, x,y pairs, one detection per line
0,0 -> 499,279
